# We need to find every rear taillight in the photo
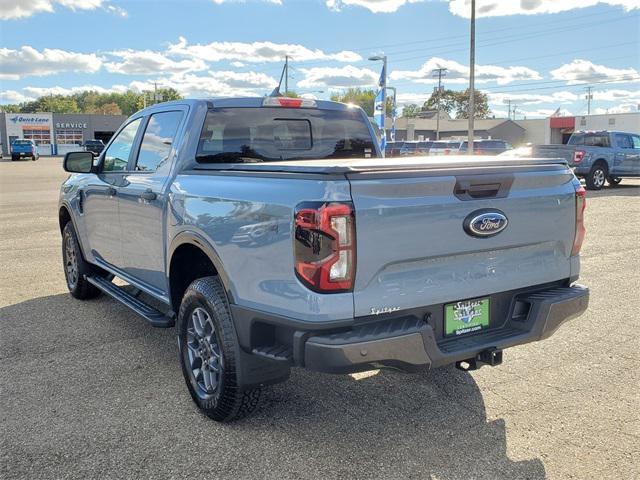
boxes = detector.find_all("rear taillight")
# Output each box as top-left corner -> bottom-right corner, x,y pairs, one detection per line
573,150 -> 586,164
294,203 -> 355,292
444,149 -> 451,155
571,185 -> 586,256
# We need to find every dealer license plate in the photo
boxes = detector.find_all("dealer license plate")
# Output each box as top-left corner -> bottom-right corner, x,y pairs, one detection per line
445,297 -> 490,336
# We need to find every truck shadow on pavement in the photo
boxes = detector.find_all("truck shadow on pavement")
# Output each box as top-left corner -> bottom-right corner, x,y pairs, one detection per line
1,293 -> 546,479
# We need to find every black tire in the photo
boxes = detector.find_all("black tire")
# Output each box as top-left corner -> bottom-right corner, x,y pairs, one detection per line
62,221 -> 102,299
607,176 -> 622,187
11,155 -> 17,161
585,163 -> 607,190
177,276 -> 261,422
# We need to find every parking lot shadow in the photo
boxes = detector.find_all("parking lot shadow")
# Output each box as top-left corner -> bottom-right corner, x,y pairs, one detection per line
1,293 -> 546,479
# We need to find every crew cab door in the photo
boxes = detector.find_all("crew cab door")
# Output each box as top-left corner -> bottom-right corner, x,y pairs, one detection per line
613,133 -> 637,175
118,109 -> 185,292
83,117 -> 143,267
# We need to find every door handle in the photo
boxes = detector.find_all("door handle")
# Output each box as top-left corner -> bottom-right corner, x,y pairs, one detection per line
140,189 -> 157,201
106,186 -> 117,196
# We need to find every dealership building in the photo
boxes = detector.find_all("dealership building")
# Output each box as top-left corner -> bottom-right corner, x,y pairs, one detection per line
386,111 -> 640,146
0,112 -> 127,156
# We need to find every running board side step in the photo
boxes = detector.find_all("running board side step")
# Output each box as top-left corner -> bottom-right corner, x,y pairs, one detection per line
86,276 -> 175,328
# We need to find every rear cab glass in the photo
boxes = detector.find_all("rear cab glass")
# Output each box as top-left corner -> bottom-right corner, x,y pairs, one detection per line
196,107 -> 376,163
569,133 -> 610,147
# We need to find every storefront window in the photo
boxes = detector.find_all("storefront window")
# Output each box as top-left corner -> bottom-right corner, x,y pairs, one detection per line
55,129 -> 83,145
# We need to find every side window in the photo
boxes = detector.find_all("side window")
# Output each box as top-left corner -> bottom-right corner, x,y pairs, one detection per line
135,111 -> 184,172
630,135 -> 640,149
103,118 -> 142,172
616,134 -> 632,149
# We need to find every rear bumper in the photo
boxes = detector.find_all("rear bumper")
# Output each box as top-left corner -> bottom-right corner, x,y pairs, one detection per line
232,284 -> 589,381
303,284 -> 588,373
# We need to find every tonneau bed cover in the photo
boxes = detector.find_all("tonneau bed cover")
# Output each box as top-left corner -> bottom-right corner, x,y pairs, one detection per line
193,155 -> 568,175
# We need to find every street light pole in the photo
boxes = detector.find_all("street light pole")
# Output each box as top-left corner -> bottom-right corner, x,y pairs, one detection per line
467,0 -> 476,154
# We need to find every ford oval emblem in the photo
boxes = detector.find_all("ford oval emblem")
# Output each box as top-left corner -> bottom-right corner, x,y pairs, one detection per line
464,209 -> 508,238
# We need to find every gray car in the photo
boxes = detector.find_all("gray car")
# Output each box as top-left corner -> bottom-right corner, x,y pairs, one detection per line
59,97 -> 589,422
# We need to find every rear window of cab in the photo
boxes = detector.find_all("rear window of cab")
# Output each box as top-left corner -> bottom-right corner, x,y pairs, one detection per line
196,107 -> 376,163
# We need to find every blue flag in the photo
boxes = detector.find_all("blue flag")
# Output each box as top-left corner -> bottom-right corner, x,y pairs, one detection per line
374,64 -> 386,155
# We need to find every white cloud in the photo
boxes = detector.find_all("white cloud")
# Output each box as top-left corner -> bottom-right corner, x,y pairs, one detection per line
550,59 -> 639,85
448,0 -> 640,18
212,0 -> 282,4
390,57 -> 541,85
230,61 -> 246,68
167,37 -> 361,63
0,0 -> 127,19
105,49 -> 208,75
487,91 -> 579,106
128,71 -> 278,97
22,84 -> 129,97
104,4 -> 127,17
297,65 -> 378,89
207,70 -> 277,89
0,90 -> 35,103
326,0 -> 423,13
594,103 -> 639,114
394,92 -> 430,107
592,89 -> 640,102
0,46 -> 102,80
514,107 -> 574,118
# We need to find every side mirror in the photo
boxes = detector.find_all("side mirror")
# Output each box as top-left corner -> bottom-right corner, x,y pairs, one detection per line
64,151 -> 95,173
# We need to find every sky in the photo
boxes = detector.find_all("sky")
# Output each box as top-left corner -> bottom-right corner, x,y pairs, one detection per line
0,0 -> 639,118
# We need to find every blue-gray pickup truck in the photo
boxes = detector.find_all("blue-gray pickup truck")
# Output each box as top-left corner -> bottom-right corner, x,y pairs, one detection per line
59,97 -> 589,421
532,130 -> 640,190
11,139 -> 39,161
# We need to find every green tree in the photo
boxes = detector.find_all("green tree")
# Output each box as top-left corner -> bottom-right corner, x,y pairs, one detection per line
423,88 -> 490,119
135,87 -> 183,111
39,95 -> 80,113
0,104 -> 21,113
331,88 -> 393,117
401,104 -> 421,118
452,88 -> 491,119
99,102 -> 123,115
423,89 -> 458,116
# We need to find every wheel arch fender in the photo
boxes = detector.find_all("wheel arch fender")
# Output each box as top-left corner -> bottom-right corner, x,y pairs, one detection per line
167,230 -> 236,306
591,158 -> 609,172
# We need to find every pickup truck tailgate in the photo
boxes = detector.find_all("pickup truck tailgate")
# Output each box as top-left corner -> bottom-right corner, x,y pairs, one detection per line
347,161 -> 577,318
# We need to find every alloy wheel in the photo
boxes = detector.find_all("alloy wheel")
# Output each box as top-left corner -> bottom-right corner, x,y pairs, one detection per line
64,233 -> 79,289
186,307 -> 223,395
593,169 -> 605,189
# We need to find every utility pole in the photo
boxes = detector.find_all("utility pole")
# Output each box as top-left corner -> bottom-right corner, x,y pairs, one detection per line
585,86 -> 593,115
431,67 -> 447,140
467,0 -> 476,154
504,99 -> 511,120
512,105 -> 518,120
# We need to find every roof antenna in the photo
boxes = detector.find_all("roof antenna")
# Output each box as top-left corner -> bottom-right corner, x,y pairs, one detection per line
270,56 -> 289,97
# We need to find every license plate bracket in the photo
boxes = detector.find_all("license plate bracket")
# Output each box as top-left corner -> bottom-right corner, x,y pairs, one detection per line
445,297 -> 490,337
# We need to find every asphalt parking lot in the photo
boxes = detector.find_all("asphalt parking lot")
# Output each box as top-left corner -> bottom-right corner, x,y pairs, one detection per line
1,156 -> 638,479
